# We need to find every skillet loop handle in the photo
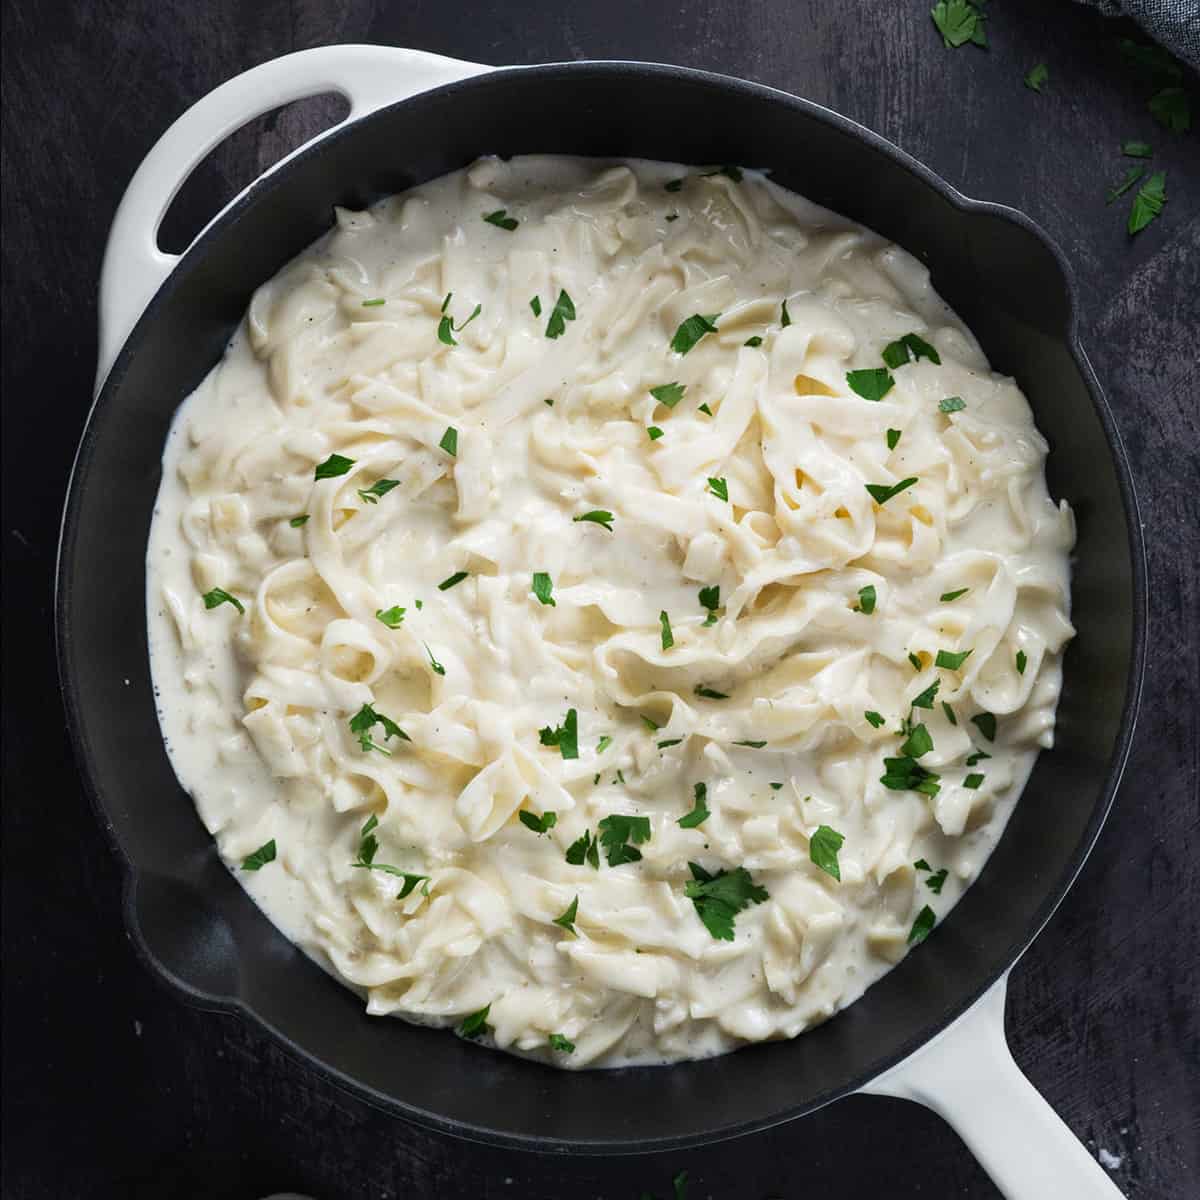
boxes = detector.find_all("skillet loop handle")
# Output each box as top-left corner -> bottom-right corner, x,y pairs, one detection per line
96,44 -> 489,389
861,975 -> 1126,1199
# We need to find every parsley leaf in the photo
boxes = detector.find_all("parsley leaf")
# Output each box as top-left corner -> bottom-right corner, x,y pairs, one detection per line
647,425 -> 664,440
519,809 -> 558,835
241,839 -> 276,871
698,585 -> 720,625
1149,88 -> 1191,134
909,652 -> 923,671
866,477 -> 919,505
882,332 -> 941,368
685,862 -> 768,941
733,739 -> 767,748
966,748 -> 992,767
935,648 -> 973,670
854,584 -> 877,614
459,1005 -> 491,1038
931,0 -> 987,49
483,209 -> 519,231
899,723 -> 934,759
881,756 -> 941,797
358,478 -> 400,504
744,335 -> 763,347
424,643 -> 445,676
202,587 -> 244,615
532,572 -> 556,606
908,905 -> 937,945
865,710 -> 886,728
565,830 -> 600,869
659,610 -> 674,650
549,1033 -> 575,1053
942,701 -> 957,726
597,735 -> 613,754
809,825 -> 844,881
940,587 -> 969,602
846,367 -> 895,400
887,428 -> 902,450
678,782 -> 710,828
545,289 -> 577,339
439,426 -> 458,456
539,708 -> 579,760
911,679 -> 941,709
1016,649 -> 1028,675
939,395 -> 966,414
926,868 -> 949,894
971,712 -> 997,741
694,684 -> 729,700
914,858 -> 932,872
375,606 -> 406,628
349,702 -> 410,752
361,298 -> 386,307
1107,165 -> 1147,204
1129,171 -> 1168,235
598,813 -> 652,866
671,313 -> 720,355
437,571 -> 468,591
530,295 -> 542,317
315,453 -> 355,480
657,738 -> 684,750
697,402 -> 714,415
964,773 -> 985,789
781,298 -> 792,327
650,382 -> 686,408
1122,140 -> 1153,158
573,509 -> 614,531
437,296 -> 481,346
289,514 -> 309,527
1024,63 -> 1049,92
707,476 -> 729,502
349,815 -> 426,897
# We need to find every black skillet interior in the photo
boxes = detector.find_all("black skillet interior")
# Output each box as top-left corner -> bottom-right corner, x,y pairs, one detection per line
58,62 -> 1144,1153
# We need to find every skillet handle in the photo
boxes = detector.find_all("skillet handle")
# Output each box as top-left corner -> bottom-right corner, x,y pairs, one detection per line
861,974 -> 1125,1199
96,44 -> 490,389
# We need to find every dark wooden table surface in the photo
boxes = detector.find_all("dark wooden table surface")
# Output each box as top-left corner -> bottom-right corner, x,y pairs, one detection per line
3,2 -> 1197,1197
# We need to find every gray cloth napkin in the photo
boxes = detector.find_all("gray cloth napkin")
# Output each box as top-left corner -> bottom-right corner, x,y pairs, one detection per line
1075,0 -> 1200,71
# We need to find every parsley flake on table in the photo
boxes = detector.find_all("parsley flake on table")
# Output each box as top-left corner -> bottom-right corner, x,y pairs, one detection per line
548,1033 -> 575,1053
539,708 -> 579,760
882,332 -> 941,368
670,313 -> 720,355
314,452 -> 355,480
809,824 -> 845,881
866,477 -> 919,505
1149,87 -> 1191,134
936,648 -> 973,671
519,810 -> 558,835
1024,63 -> 1049,92
598,814 -> 652,866
241,839 -> 276,871
865,710 -> 886,729
846,367 -> 894,400
854,584 -> 877,614
573,509 -> 614,531
707,476 -> 729,502
685,862 -> 768,941
459,1005 -> 491,1038
650,381 -> 686,408
375,605 -> 406,628
483,209 -> 519,231
1122,140 -> 1153,158
908,905 -> 937,945
437,295 -> 481,346
678,782 -> 710,828
699,585 -> 720,625
357,478 -> 400,504
931,0 -> 987,49
532,572 -> 556,606
565,829 -> 600,869
1128,171 -> 1168,235
437,571 -> 468,591
659,610 -> 674,650
545,289 -> 577,339
202,587 -> 244,615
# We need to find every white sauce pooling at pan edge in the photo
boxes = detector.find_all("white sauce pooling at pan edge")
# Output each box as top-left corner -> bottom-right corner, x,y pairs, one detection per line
147,156 -> 1075,1068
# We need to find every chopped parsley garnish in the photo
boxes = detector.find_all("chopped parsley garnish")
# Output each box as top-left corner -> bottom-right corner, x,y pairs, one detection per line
914,858 -> 932,872
425,643 -> 445,676
881,756 -> 941,797
781,298 -> 792,327
349,702 -> 410,753
358,478 -> 400,504
846,367 -> 894,400
703,165 -> 743,182
882,332 -> 941,368
650,381 -> 686,408
349,815 -> 427,897
665,178 -> 684,192
532,572 -> 556,606
361,298 -> 386,307
887,428 -> 902,450
565,829 -> 600,869
1024,63 -> 1049,92
908,652 -> 923,671
678,783 -> 710,828
931,0 -> 987,49
519,810 -> 558,835
544,397 -> 554,406
908,905 -> 937,945
935,648 -> 973,671
641,715 -> 661,732
926,868 -> 949,894
854,584 -> 877,614
545,289 -> 577,339
597,735 -> 613,754
438,426 -> 458,456
866,477 -> 918,505
1107,166 -> 1147,204
939,395 -> 966,414
539,708 -> 579,759
553,896 -> 578,934
744,336 -> 763,348
659,610 -> 674,650
289,514 -> 309,527
899,723 -> 934,759
1149,87 -> 1191,134
1128,171 -> 1168,235
911,679 -> 940,709
698,402 -> 714,415
375,606 -> 406,628
1016,649 -> 1028,675
685,862 -> 768,941
809,824 -> 844,881
694,684 -> 729,700
437,296 -> 481,346
530,295 -> 542,317
966,748 -> 992,767
971,712 -> 997,742
483,209 -> 519,230
769,782 -> 783,791
597,813 -> 652,866
647,426 -> 665,440
707,476 -> 729,502
671,313 -> 720,355
202,587 -> 244,615
241,839 -> 276,871
437,571 -> 468,591
459,1005 -> 491,1038
942,701 -> 957,726
548,1033 -> 575,1053
964,773 -> 985,789
733,739 -> 767,748
658,738 -> 684,750
1122,141 -> 1153,158
940,587 -> 969,602
315,453 -> 355,480
865,710 -> 886,729
699,585 -> 720,625
573,509 -> 614,531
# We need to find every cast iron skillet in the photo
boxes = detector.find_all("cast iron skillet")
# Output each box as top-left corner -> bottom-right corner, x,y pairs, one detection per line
58,51 -> 1145,1163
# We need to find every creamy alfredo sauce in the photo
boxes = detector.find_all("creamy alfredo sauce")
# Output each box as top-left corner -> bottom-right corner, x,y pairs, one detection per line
147,156 -> 1075,1067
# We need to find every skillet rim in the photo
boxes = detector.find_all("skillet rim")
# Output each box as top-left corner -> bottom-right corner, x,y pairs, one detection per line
55,57 -> 1149,1154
